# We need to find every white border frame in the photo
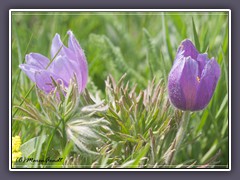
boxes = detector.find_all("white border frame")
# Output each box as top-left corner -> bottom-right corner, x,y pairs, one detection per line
9,9 -> 231,171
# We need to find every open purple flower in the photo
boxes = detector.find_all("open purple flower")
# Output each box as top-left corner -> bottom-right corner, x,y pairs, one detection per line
19,30 -> 88,94
168,39 -> 221,111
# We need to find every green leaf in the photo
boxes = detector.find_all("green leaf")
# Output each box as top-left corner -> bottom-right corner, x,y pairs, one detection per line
143,28 -> 157,78
215,94 -> 228,119
162,14 -> 173,63
169,14 -> 187,38
192,17 -> 201,51
34,132 -> 47,168
52,141 -> 74,167
20,135 -> 47,158
121,143 -> 150,168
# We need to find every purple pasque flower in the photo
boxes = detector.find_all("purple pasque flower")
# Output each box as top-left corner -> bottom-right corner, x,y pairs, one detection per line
168,39 -> 221,111
19,30 -> 88,94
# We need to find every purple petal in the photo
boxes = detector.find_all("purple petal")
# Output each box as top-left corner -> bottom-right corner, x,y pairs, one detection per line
196,53 -> 208,76
49,55 -> 83,92
179,57 -> 199,110
51,34 -> 74,59
174,47 -> 184,64
200,58 -> 221,96
49,56 -> 74,83
168,58 -> 187,110
177,39 -> 199,59
193,58 -> 221,110
20,31 -> 88,95
35,70 -> 67,94
25,53 -> 50,68
51,33 -> 64,58
19,53 -> 50,82
67,30 -> 88,90
19,64 -> 40,82
50,32 -> 85,92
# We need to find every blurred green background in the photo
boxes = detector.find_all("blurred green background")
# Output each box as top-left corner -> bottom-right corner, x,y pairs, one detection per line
11,11 -> 229,167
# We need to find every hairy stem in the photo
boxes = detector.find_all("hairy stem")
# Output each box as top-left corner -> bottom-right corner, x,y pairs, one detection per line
165,111 -> 190,165
61,117 -> 67,150
43,121 -> 62,167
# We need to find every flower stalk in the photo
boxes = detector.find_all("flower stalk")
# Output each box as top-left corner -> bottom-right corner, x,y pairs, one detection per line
61,117 -> 67,150
165,111 -> 190,165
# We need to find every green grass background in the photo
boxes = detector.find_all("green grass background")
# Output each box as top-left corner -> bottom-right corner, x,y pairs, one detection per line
11,11 -> 229,167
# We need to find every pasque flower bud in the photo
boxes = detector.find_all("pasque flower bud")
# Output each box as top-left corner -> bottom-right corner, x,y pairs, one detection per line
168,39 -> 221,111
19,30 -> 88,94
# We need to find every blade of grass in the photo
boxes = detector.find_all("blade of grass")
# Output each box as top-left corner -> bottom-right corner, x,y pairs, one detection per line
169,14 -> 187,39
209,15 -> 226,50
52,141 -> 74,167
12,33 -> 33,100
33,130 -> 47,168
215,94 -> 228,119
131,143 -> 150,167
192,17 -> 201,51
43,120 -> 62,167
13,25 -> 24,87
200,137 -> 228,164
143,28 -> 156,79
162,14 -> 173,63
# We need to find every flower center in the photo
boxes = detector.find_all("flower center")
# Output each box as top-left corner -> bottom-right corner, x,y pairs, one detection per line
197,76 -> 200,82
